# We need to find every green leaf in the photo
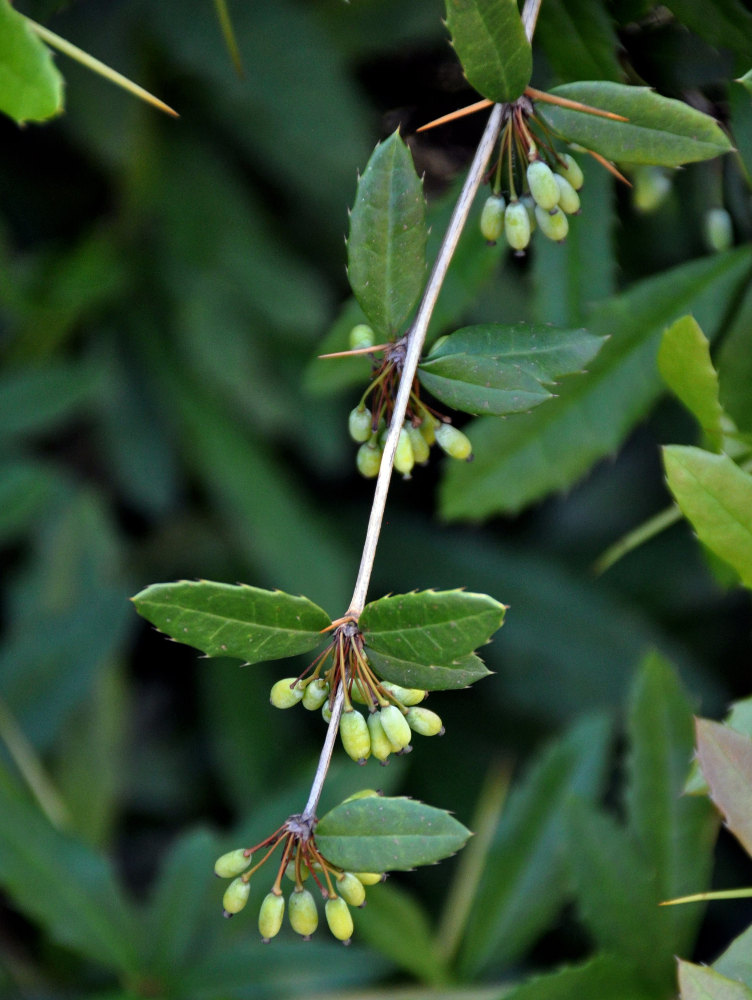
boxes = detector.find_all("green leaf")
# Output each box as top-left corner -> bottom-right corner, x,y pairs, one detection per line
500,953 -> 654,1000
666,1 -> 752,60
440,247 -> 752,519
658,316 -> 724,451
316,796 -> 471,871
663,446 -> 752,588
418,323 -> 605,416
539,82 -> 733,166
715,924 -> 752,987
444,0 -> 532,103
132,581 -> 331,663
0,460 -> 59,545
0,361 -> 103,440
717,281 -> 752,433
533,0 -> 622,83
366,647 -> 491,691
695,718 -> 752,856
738,69 -> 752,96
359,589 -> 506,666
0,1 -> 63,123
679,960 -> 752,1000
347,131 -> 427,337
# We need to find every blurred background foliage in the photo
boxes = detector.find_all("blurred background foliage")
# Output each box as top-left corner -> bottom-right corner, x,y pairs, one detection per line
2,0 -> 752,997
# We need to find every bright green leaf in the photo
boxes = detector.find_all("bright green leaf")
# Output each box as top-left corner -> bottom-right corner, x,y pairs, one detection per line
132,581 -> 331,663
679,960 -> 752,1000
418,323 -> 605,416
359,589 -> 506,666
658,316 -> 725,451
500,953 -> 654,1000
347,131 -> 427,337
540,82 -> 733,165
316,796 -> 471,871
444,0 -> 532,103
663,445 -> 752,588
695,718 -> 752,857
366,647 -> 491,691
0,1 -> 63,123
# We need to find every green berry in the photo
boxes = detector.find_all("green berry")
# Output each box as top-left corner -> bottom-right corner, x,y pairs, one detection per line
406,424 -> 430,465
337,872 -> 366,907
553,174 -> 580,215
535,204 -> 569,242
258,892 -> 285,942
418,414 -> 439,446
348,406 -> 373,443
555,153 -> 584,190
367,711 -> 392,763
302,678 -> 329,711
356,440 -> 382,479
340,709 -> 371,764
480,194 -> 506,243
381,681 -> 427,706
504,200 -> 531,253
353,871 -> 384,886
435,423 -> 473,461
285,859 -> 310,882
394,426 -> 415,479
214,849 -> 251,879
325,896 -> 354,943
349,323 -> 376,350
633,166 -> 671,213
322,701 -> 333,723
222,877 -> 250,916
379,705 -> 412,751
270,677 -> 304,709
704,207 -> 733,253
521,194 -> 536,231
527,160 -> 560,211
288,887 -> 319,938
406,706 -> 444,736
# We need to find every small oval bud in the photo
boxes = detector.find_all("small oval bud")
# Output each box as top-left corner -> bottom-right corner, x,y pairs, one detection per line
214,849 -> 251,879
633,166 -> 671,213
704,207 -> 733,253
285,859 -> 310,882
288,887 -> 319,938
504,200 -> 531,252
555,153 -> 584,190
381,681 -> 427,706
394,426 -> 415,479
435,423 -> 473,461
521,194 -> 536,231
406,424 -> 430,465
527,160 -> 560,211
302,678 -> 329,711
322,701 -> 333,723
340,709 -> 371,764
270,677 -> 304,709
406,706 -> 444,736
223,877 -> 250,916
349,323 -> 376,350
325,896 -> 354,943
353,871 -> 385,886
348,406 -> 373,443
367,711 -> 392,763
337,872 -> 366,907
258,892 -> 285,942
553,174 -> 580,215
535,204 -> 569,242
356,441 -> 382,479
379,705 -> 412,751
418,414 -> 439,446
480,194 -> 506,243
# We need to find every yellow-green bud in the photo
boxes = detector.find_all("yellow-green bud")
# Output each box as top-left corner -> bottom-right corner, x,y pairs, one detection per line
504,200 -> 531,253
270,677 -> 304,709
340,709 -> 371,764
381,680 -> 427,706
288,887 -> 319,938
704,207 -> 733,253
325,896 -> 354,943
258,892 -> 285,942
418,413 -> 439,446
406,424 -> 430,465
435,423 -> 473,461
337,872 -> 366,907
285,859 -> 310,882
302,678 -> 329,711
223,877 -> 250,916
367,711 -> 393,764
535,204 -> 569,242
480,194 -> 506,243
322,701 -> 333,723
553,174 -> 580,215
356,440 -> 382,478
406,706 -> 444,736
555,153 -> 584,190
353,871 -> 384,886
379,705 -> 412,751
349,323 -> 376,350
527,160 -> 560,211
214,849 -> 251,879
394,426 -> 415,479
348,406 -> 373,443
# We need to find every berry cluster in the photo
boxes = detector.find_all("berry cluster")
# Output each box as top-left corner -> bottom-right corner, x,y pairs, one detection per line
345,324 -> 473,479
214,800 -> 385,945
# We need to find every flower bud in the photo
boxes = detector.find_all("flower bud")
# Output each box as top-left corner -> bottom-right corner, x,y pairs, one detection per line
353,871 -> 384,886
406,706 -> 444,736
270,677 -> 304,709
527,160 -> 560,211
222,877 -> 250,916
367,711 -> 392,763
381,681 -> 427,706
258,892 -> 285,942
322,701 -> 333,723
356,440 -> 381,478
480,194 -> 506,243
553,174 -> 580,214
504,200 -> 531,253
394,426 -> 415,479
285,859 -> 310,882
288,887 -> 319,938
555,153 -> 584,190
704,207 -> 733,253
348,406 -> 373,443
302,678 -> 329,711
535,204 -> 569,242
379,705 -> 412,751
325,896 -> 354,943
337,872 -> 366,907
418,413 -> 439,446
435,423 -> 473,461
406,425 -> 430,465
214,849 -> 251,879
633,166 -> 671,213
349,323 -> 376,350
340,709 -> 371,764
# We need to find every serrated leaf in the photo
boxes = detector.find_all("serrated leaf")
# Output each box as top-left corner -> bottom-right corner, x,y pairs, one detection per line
132,581 -> 331,663
418,323 -> 605,416
663,446 -> 752,589
501,953 -> 654,1000
679,960 -> 752,1000
695,718 -> 752,856
347,132 -> 427,337
444,0 -> 532,103
359,590 -> 505,666
366,647 -> 491,691
658,316 -> 724,451
316,796 -> 471,871
0,2 -> 63,124
440,247 -> 752,520
539,82 -> 732,166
